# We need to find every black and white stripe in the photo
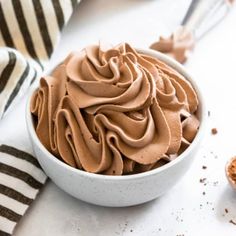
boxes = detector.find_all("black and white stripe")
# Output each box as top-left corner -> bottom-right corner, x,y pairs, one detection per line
0,48 -> 38,118
0,51 -> 17,93
0,145 -> 47,235
0,0 -> 80,117
0,0 -> 80,235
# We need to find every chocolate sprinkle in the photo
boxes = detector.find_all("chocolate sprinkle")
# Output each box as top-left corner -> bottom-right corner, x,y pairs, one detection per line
211,128 -> 218,135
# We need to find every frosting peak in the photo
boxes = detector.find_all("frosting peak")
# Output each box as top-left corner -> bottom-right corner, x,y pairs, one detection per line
31,42 -> 199,175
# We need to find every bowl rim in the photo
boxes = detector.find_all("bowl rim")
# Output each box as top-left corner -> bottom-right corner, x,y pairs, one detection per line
26,48 -> 207,181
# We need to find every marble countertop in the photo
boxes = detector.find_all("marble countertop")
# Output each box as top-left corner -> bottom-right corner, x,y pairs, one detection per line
4,0 -> 236,235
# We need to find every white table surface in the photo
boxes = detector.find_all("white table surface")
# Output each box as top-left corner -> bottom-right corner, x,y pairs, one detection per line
1,0 -> 236,235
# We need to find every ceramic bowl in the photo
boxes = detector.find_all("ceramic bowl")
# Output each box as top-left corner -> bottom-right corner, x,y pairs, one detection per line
26,48 -> 207,207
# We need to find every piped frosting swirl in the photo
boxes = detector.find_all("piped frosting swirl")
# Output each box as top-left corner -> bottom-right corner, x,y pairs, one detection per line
31,43 -> 199,175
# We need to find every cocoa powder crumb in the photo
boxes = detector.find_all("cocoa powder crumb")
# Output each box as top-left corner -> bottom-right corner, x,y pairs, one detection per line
200,178 -> 207,183
202,191 -> 206,195
211,128 -> 218,135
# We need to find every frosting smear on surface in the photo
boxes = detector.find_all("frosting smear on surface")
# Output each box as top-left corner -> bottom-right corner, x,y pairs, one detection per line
150,27 -> 195,64
31,43 -> 199,175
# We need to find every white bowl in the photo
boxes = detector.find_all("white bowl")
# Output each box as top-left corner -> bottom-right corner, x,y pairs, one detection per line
26,49 -> 207,207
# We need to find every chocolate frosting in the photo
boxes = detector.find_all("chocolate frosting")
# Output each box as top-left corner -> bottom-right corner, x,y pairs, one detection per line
31,43 -> 199,175
228,158 -> 236,183
150,27 -> 195,64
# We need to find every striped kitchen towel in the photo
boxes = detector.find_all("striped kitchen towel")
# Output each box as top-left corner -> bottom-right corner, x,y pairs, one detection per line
0,145 -> 47,236
0,0 -> 79,118
0,0 -> 80,235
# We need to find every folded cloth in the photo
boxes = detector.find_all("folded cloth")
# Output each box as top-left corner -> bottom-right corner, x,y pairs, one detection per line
0,0 -> 79,118
0,145 -> 47,236
0,0 -> 80,235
